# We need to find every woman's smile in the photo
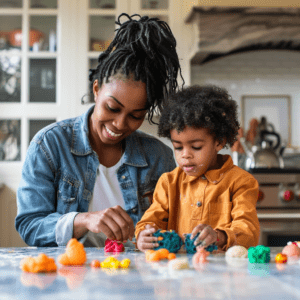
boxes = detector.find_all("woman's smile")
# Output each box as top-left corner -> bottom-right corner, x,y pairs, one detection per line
104,125 -> 123,140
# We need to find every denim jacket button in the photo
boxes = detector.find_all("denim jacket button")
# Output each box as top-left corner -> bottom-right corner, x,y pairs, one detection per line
197,201 -> 202,207
132,208 -> 137,213
122,175 -> 126,179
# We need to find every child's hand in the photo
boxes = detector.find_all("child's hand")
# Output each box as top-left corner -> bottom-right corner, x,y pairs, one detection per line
190,224 -> 218,249
137,224 -> 159,252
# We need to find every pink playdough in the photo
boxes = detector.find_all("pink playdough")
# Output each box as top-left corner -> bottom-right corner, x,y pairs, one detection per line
104,239 -> 125,253
192,248 -> 210,264
282,244 -> 300,258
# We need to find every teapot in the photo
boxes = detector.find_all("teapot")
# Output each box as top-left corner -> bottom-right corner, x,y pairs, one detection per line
239,130 -> 285,170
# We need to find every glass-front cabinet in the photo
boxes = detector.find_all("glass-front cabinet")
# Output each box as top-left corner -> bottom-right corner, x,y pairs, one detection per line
0,0 -> 176,188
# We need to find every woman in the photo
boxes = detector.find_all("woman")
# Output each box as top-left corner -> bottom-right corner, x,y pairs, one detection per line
15,14 -> 183,247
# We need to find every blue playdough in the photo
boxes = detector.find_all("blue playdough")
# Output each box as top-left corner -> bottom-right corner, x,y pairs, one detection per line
153,229 -> 183,253
184,233 -> 218,254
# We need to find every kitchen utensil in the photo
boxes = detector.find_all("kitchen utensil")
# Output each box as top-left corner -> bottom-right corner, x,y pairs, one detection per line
240,130 -> 285,170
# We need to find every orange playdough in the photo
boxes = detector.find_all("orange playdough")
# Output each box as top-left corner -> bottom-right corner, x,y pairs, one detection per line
282,244 -> 300,257
58,238 -> 87,265
20,253 -> 57,273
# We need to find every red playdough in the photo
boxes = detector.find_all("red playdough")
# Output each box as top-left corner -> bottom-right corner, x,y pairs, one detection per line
104,239 -> 125,253
282,244 -> 300,257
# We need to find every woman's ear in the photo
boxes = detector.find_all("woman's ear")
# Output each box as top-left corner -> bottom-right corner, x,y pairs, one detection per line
93,79 -> 99,101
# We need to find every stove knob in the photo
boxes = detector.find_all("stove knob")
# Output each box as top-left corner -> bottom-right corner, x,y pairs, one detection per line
280,190 -> 294,202
257,190 -> 264,203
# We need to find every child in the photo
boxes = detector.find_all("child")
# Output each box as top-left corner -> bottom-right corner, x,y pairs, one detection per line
135,85 -> 260,252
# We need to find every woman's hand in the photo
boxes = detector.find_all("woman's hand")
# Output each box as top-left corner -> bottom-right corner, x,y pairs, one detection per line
136,224 -> 159,252
190,224 -> 227,250
73,205 -> 135,242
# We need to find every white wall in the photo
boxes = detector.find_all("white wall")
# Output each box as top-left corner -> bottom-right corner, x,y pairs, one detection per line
191,50 -> 300,149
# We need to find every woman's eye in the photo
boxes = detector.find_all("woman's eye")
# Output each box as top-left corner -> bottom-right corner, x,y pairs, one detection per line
107,105 -> 119,112
130,114 -> 144,120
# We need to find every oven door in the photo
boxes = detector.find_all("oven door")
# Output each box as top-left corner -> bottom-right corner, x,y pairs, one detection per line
258,212 -> 300,246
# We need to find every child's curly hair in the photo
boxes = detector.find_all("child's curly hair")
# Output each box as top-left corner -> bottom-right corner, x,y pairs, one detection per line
158,85 -> 240,148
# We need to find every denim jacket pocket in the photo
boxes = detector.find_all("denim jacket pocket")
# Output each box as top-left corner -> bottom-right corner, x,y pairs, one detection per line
57,175 -> 79,213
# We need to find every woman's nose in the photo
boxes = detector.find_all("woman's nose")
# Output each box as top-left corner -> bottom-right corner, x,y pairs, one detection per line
112,114 -> 127,130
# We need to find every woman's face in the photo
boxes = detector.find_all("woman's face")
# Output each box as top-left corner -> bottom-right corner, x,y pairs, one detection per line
89,77 -> 148,146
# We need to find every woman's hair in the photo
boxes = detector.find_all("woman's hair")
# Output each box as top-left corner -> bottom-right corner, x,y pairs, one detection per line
158,85 -> 240,148
88,13 -> 183,124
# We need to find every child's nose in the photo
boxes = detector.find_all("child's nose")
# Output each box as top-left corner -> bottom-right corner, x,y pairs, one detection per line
181,149 -> 192,158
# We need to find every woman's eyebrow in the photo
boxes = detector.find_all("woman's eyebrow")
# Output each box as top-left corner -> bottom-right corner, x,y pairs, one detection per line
109,95 -> 148,112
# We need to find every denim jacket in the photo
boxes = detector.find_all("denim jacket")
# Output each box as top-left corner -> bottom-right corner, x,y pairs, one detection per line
15,106 -> 176,246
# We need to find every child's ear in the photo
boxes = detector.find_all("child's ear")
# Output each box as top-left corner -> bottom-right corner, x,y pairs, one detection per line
216,139 -> 226,151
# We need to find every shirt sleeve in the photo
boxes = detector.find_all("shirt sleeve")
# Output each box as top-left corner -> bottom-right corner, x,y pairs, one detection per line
15,140 -> 76,246
135,173 -> 170,239
216,176 -> 260,250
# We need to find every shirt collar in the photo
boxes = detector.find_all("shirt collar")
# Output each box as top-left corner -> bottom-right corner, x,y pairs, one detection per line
182,155 -> 234,184
71,105 -> 148,167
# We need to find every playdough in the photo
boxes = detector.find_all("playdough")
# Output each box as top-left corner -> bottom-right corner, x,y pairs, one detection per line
20,253 -> 57,273
275,253 -> 288,263
100,256 -> 131,269
58,238 -> 87,266
248,245 -> 270,263
104,239 -> 125,253
153,229 -> 183,253
184,233 -> 218,254
145,248 -> 176,262
225,246 -> 248,258
282,243 -> 300,257
168,258 -> 189,270
192,248 -> 210,264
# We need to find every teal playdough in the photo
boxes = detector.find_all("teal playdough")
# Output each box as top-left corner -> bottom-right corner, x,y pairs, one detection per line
153,229 -> 183,253
184,233 -> 218,254
248,245 -> 270,263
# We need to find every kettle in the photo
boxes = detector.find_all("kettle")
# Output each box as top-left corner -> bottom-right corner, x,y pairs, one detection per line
240,130 -> 285,170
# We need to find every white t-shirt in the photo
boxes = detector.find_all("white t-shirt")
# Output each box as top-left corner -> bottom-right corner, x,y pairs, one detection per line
84,155 -> 134,247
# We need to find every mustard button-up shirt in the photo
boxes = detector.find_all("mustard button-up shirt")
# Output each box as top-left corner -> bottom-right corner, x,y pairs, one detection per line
135,155 -> 260,250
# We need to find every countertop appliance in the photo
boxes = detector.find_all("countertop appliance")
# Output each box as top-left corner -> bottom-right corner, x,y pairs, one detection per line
249,168 -> 300,246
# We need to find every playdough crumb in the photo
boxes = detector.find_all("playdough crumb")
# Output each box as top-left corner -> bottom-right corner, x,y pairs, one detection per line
20,253 -> 57,273
91,259 -> 101,268
275,253 -> 288,263
58,238 -> 87,266
226,246 -> 248,258
193,248 -> 210,265
168,258 -> 189,270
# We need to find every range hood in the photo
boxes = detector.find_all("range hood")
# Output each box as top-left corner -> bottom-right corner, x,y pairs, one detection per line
185,6 -> 300,65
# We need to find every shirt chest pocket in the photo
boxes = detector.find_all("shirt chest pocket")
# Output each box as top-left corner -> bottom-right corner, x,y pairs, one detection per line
57,176 -> 79,214
208,202 -> 232,227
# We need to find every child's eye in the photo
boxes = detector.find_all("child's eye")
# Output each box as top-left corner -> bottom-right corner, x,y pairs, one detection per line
174,147 -> 182,151
193,147 -> 202,150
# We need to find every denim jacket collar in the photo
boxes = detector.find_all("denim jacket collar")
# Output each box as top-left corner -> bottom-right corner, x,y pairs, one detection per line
70,105 -> 148,167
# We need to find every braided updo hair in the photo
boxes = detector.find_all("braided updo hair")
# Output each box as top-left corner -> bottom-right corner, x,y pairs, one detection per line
158,85 -> 240,148
88,13 -> 183,124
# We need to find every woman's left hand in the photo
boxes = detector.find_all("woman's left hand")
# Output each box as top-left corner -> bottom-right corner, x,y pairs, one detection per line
190,224 -> 218,249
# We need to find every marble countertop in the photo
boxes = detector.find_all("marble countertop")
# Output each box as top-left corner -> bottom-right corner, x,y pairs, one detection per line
0,246 -> 300,299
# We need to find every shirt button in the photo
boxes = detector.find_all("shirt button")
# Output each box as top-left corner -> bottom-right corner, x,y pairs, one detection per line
201,175 -> 206,180
197,201 -> 202,207
121,175 -> 126,179
132,208 -> 137,213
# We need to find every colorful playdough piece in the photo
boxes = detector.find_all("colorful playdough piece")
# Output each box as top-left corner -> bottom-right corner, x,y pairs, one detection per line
287,241 -> 300,247
145,248 -> 176,262
275,253 -> 288,263
168,258 -> 189,270
248,245 -> 270,263
20,253 -> 57,273
226,246 -> 248,258
153,229 -> 183,253
282,243 -> 300,257
184,233 -> 218,254
58,238 -> 87,266
192,248 -> 210,265
100,256 -> 131,269
104,239 -> 125,253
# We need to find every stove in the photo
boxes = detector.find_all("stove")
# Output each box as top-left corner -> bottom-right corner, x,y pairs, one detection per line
248,168 -> 300,246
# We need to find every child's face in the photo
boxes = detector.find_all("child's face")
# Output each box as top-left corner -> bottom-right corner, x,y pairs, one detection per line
170,127 -> 224,177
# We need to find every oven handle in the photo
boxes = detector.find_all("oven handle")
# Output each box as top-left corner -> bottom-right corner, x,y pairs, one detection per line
257,213 -> 300,219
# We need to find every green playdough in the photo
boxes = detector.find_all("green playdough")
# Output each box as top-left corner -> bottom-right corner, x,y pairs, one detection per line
248,245 -> 270,263
153,229 -> 183,253
184,233 -> 218,254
